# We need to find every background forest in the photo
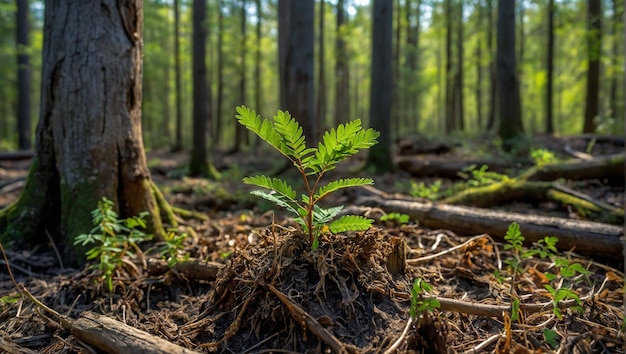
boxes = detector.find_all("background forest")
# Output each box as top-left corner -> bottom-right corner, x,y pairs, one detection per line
0,0 -> 623,152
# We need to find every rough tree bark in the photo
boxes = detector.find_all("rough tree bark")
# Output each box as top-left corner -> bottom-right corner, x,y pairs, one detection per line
334,0 -> 350,126
0,0 -> 167,259
278,0 -> 316,139
365,0 -> 394,173
172,0 -> 183,151
583,0 -> 602,133
497,0 -> 524,151
16,0 -> 31,150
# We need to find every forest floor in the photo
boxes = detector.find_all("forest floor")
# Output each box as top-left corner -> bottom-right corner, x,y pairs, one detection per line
0,134 -> 624,353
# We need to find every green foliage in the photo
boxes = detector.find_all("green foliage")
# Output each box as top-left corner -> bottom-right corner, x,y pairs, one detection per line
530,148 -> 558,167
151,229 -> 189,268
74,197 -> 153,292
459,164 -> 508,188
410,278 -> 440,319
236,105 -> 379,249
380,212 -> 410,225
542,328 -> 560,349
499,222 -> 589,323
410,180 -> 442,199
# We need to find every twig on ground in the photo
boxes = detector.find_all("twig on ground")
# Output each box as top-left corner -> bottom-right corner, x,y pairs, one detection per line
408,233 -> 502,270
383,316 -> 412,354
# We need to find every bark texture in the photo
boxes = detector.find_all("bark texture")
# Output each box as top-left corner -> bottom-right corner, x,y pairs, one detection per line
1,0 -> 164,257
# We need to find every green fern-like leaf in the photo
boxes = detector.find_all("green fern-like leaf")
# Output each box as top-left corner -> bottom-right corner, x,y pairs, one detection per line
315,178 -> 374,200
329,215 -> 374,233
235,105 -> 287,158
273,110 -> 315,160
312,205 -> 344,226
307,120 -> 379,173
243,175 -> 296,200
249,190 -> 300,217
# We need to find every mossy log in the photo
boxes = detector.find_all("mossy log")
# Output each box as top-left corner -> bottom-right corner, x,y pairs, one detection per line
357,196 -> 624,260
519,153 -> 624,184
442,179 -> 624,225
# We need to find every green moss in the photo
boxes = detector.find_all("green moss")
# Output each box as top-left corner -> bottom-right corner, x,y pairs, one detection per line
59,181 -> 107,257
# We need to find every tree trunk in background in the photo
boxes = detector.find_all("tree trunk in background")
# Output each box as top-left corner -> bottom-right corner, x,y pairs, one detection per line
546,0 -> 555,134
334,0 -> 350,126
278,0 -> 316,139
0,0 -> 166,258
255,0 -> 262,119
173,0 -> 183,151
583,0 -> 601,133
404,0 -> 421,131
16,0 -> 30,150
234,0 -> 248,151
609,0 -> 620,122
445,0 -> 455,134
455,0 -> 464,131
215,2 -> 224,146
497,0 -> 523,151
486,0 -> 496,131
475,0 -> 482,129
189,0 -> 209,176
316,0 -> 326,137
392,0 -> 401,138
365,0 -> 393,173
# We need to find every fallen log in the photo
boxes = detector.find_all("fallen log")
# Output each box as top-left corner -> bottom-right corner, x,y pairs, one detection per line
356,196 -> 624,260
70,311 -> 200,354
441,180 -> 624,225
395,156 -> 526,179
0,150 -> 33,161
521,153 -> 624,184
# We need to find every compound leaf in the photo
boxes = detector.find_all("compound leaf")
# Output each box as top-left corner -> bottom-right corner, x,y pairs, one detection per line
329,215 -> 374,233
243,175 -> 297,200
315,178 -> 374,200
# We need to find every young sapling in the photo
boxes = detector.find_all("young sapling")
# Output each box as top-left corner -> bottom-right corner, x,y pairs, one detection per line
235,105 -> 379,249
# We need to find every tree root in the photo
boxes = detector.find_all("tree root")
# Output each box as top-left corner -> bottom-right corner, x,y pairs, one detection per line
171,206 -> 208,221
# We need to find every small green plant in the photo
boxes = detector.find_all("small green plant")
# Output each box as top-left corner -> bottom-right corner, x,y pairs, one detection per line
236,105 -> 379,250
153,229 -> 189,267
74,197 -> 153,292
544,284 -> 582,320
530,148 -> 558,167
380,212 -> 410,225
542,328 -> 560,349
460,164 -> 508,187
410,180 -> 442,199
410,278 -> 440,319
499,222 -> 586,321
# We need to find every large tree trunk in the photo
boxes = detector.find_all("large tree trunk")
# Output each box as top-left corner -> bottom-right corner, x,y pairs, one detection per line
234,0 -> 248,151
546,0 -> 555,134
278,0 -> 316,139
16,0 -> 31,150
316,0 -> 326,139
583,0 -> 602,133
485,0 -> 496,131
497,0 -> 523,151
189,0 -> 209,176
0,0 -> 166,258
365,0 -> 394,173
334,0 -> 350,126
172,0 -> 183,151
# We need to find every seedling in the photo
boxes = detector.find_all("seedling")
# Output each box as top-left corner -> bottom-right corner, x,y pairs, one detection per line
74,197 -> 153,292
530,148 -> 558,167
236,105 -> 379,250
410,180 -> 442,199
380,212 -> 410,225
410,278 -> 440,319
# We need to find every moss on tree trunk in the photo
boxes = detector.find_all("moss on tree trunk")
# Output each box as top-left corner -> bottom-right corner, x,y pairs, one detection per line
0,1 -> 168,261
